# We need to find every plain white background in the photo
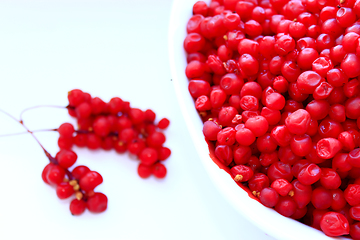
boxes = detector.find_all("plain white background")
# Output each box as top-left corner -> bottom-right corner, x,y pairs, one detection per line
0,1 -> 277,239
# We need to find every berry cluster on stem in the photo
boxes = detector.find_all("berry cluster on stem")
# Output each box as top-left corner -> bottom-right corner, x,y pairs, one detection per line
64,89 -> 171,179
0,89 -> 171,216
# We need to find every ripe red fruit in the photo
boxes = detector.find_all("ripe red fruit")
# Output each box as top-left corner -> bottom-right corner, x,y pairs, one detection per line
296,71 -> 322,94
56,182 -> 75,199
139,147 -> 158,166
320,212 -> 350,237
245,116 -> 269,137
317,138 -> 342,159
344,184 -> 360,206
56,149 -> 78,169
93,116 -> 110,137
70,165 -> 89,180
259,187 -> 279,207
70,199 -> 86,216
68,89 -> 85,106
86,192 -> 108,213
157,118 -> 170,129
152,163 -> 167,178
238,54 -> 259,76
79,171 -> 103,192
43,164 -> 66,186
58,123 -> 75,138
138,163 -> 152,179
285,109 -> 311,135
341,53 -> 360,78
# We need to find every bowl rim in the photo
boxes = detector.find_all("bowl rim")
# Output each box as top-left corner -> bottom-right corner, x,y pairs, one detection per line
167,0 -> 343,239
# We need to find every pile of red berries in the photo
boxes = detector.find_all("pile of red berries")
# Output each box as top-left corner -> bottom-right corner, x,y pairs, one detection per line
41,89 -> 170,215
185,0 -> 360,238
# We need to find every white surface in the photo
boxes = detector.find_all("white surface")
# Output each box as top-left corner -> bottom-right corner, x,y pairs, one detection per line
0,1 -> 317,240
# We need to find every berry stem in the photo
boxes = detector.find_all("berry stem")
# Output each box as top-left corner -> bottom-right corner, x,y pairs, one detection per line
0,128 -> 57,137
0,108 -> 73,178
19,104 -> 68,123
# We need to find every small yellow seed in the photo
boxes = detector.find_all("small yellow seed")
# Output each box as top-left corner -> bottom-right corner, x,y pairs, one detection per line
223,35 -> 228,41
73,184 -> 80,191
234,174 -> 243,182
288,190 -> 295,197
75,191 -> 83,200
69,180 -> 77,186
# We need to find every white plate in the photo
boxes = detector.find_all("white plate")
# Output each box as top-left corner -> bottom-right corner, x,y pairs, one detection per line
168,1 -> 340,239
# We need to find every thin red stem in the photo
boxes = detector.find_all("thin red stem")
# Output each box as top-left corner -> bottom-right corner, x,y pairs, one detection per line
0,128 -> 57,137
0,109 -> 74,179
19,104 -> 68,123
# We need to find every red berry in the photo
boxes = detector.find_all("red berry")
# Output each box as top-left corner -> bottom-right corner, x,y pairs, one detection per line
297,163 -> 321,185
275,196 -> 297,217
90,97 -> 107,115
68,89 -> 85,106
316,138 -> 342,159
70,199 -> 86,216
158,147 -> 171,161
74,133 -> 87,147
56,182 -> 75,199
146,131 -> 166,148
245,116 -> 268,137
271,178 -> 292,196
341,53 -> 360,78
139,147 -> 158,166
79,171 -> 103,192
56,149 -> 78,169
108,97 -> 123,115
144,109 -> 156,122
86,192 -> 108,213
58,123 -> 75,138
285,109 -> 311,135
138,163 -> 152,178
297,71 -> 322,94
45,164 -> 66,186
259,187 -> 279,207
311,186 -> 332,209
345,184 -> 360,206
230,165 -> 254,182
75,102 -> 92,119
72,165 -> 90,180
320,212 -> 350,237
129,108 -> 145,125
58,136 -> 73,150
93,116 -> 110,137
157,118 -> 170,129
152,163 -> 167,178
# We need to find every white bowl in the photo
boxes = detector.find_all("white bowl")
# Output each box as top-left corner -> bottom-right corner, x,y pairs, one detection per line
168,1 -> 344,239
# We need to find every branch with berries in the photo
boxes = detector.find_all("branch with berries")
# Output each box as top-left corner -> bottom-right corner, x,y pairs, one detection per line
1,89 -> 171,215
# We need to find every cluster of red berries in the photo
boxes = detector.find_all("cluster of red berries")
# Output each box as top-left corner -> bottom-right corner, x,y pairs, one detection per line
41,89 -> 170,215
42,160 -> 106,215
185,0 -> 360,238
